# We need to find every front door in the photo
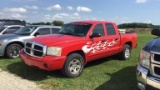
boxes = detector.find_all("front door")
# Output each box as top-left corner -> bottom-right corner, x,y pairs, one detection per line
83,24 -> 108,61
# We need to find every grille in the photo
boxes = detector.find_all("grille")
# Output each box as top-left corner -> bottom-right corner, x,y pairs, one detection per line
154,67 -> 160,76
151,53 -> 160,77
154,54 -> 160,62
25,42 -> 46,57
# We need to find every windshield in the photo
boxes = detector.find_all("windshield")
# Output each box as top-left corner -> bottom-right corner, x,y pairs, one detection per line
59,23 -> 92,37
14,26 -> 37,35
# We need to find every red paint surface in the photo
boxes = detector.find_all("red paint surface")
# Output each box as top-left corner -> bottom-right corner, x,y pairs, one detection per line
20,21 -> 137,71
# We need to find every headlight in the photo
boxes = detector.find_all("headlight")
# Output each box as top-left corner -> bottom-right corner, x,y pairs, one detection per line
47,47 -> 62,56
139,49 -> 151,69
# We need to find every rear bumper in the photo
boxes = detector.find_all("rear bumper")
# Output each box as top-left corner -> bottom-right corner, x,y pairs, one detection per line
137,63 -> 160,90
20,49 -> 66,71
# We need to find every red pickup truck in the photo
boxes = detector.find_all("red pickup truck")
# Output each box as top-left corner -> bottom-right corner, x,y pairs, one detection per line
20,21 -> 137,78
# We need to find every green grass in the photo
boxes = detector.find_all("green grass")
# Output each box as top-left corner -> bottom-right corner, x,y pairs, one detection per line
0,33 -> 156,90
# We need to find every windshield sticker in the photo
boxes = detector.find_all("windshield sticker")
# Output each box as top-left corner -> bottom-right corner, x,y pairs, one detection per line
82,40 -> 118,53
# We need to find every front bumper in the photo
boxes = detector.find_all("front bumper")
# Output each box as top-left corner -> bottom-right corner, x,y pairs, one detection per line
20,49 -> 66,71
137,63 -> 160,90
0,45 -> 5,56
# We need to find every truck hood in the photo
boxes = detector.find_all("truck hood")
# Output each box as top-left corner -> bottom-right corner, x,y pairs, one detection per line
144,37 -> 160,52
31,34 -> 86,46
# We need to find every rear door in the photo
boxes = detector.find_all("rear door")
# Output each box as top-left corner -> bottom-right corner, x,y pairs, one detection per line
104,23 -> 120,55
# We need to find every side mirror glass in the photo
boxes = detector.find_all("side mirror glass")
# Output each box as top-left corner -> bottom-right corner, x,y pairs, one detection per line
34,32 -> 40,36
3,31 -> 7,34
90,33 -> 101,38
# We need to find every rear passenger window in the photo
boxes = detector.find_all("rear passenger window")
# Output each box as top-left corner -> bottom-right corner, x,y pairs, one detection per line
105,24 -> 116,35
36,28 -> 50,35
92,24 -> 104,36
52,28 -> 60,34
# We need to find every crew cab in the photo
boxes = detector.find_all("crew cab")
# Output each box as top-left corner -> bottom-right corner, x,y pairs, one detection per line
137,29 -> 160,90
0,25 -> 61,58
20,21 -> 137,78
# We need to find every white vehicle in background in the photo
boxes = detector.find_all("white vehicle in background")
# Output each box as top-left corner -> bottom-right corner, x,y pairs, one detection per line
0,25 -> 61,59
118,29 -> 126,34
0,25 -> 24,35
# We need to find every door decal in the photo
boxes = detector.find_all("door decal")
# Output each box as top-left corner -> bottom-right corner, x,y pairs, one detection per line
82,40 -> 118,53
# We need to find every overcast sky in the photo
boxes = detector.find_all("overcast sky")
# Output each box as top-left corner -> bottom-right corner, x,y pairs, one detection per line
0,0 -> 160,25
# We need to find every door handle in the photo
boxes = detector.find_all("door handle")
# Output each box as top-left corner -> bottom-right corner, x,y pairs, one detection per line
101,39 -> 106,42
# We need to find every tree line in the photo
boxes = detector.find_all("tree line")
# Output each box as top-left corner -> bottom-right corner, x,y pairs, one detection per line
27,20 -> 64,26
118,23 -> 160,29
29,21 -> 160,29
2,19 -> 160,28
27,20 -> 160,29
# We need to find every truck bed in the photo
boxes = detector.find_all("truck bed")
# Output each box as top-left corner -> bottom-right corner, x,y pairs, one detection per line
120,32 -> 137,49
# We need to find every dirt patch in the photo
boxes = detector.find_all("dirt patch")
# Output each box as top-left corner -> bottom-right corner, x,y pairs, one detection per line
0,69 -> 42,90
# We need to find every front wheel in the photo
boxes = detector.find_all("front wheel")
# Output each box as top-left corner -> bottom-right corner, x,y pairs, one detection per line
6,44 -> 22,59
119,44 -> 131,60
62,53 -> 84,78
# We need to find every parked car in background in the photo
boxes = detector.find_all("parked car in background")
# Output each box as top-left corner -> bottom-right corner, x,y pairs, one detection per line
0,25 -> 24,35
0,25 -> 61,59
20,21 -> 137,78
137,29 -> 160,90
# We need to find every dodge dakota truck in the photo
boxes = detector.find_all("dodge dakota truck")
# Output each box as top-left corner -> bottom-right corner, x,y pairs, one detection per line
137,29 -> 160,90
0,25 -> 61,58
20,21 -> 137,78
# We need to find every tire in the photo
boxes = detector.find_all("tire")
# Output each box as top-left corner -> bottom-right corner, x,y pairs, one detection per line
6,44 -> 22,59
119,44 -> 131,60
62,53 -> 84,78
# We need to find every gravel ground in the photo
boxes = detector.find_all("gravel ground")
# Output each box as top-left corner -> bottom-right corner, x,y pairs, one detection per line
0,69 -> 42,90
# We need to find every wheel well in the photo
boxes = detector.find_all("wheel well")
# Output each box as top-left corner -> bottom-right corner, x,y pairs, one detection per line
67,50 -> 86,63
125,42 -> 132,48
5,42 -> 24,53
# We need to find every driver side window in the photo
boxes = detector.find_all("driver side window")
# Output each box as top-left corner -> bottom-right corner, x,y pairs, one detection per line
92,24 -> 104,36
36,28 -> 50,35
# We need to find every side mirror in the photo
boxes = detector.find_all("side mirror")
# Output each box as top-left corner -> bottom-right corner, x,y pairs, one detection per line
90,33 -> 101,38
3,31 -> 7,34
151,29 -> 160,36
34,32 -> 40,36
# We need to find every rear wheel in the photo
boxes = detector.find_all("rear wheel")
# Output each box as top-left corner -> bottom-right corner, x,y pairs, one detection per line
62,53 -> 84,78
6,44 -> 22,59
119,44 -> 131,60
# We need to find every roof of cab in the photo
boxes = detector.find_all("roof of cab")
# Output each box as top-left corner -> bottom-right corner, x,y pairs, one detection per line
69,20 -> 115,24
